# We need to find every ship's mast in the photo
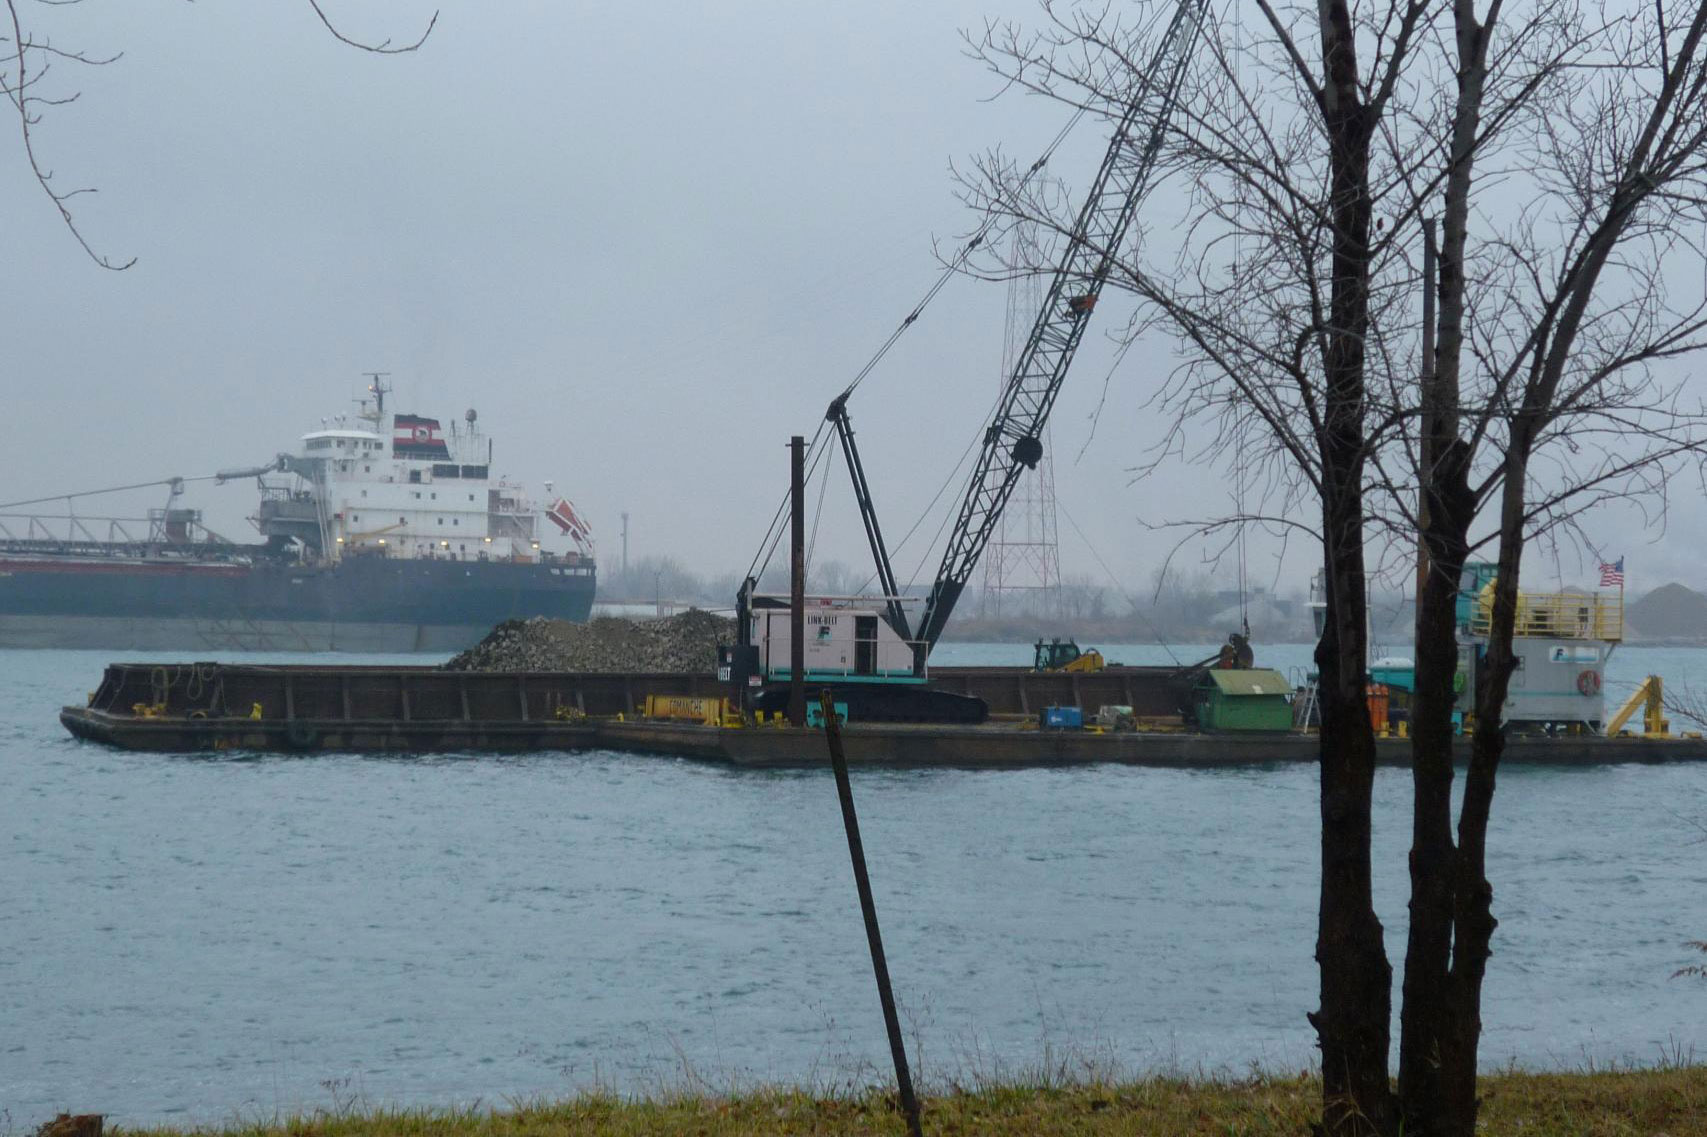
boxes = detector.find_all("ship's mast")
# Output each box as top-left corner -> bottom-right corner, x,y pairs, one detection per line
363,371 -> 391,419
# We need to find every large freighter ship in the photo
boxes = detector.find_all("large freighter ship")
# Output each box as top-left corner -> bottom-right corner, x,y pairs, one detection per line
0,381 -> 596,651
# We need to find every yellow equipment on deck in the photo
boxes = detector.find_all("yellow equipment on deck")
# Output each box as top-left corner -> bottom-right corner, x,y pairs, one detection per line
642,694 -> 738,727
1604,674 -> 1669,738
1034,639 -> 1106,672
1471,578 -> 1624,641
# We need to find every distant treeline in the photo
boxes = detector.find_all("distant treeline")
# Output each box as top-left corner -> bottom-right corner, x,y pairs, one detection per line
598,555 -> 1319,644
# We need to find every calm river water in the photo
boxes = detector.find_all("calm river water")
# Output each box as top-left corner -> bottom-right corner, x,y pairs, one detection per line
3,643 -> 1705,1124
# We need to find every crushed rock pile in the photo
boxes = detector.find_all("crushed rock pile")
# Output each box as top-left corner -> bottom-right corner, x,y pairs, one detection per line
443,609 -> 737,673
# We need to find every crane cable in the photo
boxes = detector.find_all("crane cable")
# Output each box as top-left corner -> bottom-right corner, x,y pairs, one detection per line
747,432 -> 837,584
851,375 -> 1016,598
834,103 -> 1089,409
743,426 -> 831,581
743,105 -> 1091,584
1056,498 -> 1184,667
804,439 -> 834,578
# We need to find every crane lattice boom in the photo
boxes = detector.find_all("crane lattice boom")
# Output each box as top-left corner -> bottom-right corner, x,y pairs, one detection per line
913,0 -> 1207,655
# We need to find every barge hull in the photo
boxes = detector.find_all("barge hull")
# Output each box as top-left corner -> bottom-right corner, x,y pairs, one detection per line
59,703 -> 1707,766
60,661 -> 1707,767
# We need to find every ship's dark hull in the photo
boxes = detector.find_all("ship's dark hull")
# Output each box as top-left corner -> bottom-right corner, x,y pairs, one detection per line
0,555 -> 595,652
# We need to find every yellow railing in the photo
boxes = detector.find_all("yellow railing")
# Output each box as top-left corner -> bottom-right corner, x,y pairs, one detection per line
1467,590 -> 1622,642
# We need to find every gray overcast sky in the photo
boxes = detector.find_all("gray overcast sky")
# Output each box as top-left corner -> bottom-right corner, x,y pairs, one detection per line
4,1 -> 1701,601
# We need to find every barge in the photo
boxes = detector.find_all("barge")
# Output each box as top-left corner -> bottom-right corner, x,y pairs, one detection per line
60,661 -> 1707,767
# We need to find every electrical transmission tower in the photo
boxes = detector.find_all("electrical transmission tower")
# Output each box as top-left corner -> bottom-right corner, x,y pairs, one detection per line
980,223 -> 1062,619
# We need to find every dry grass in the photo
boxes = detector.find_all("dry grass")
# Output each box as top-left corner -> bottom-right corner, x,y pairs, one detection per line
107,1067 -> 1707,1137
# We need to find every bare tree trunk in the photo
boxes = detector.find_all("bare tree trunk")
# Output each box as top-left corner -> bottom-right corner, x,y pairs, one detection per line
1399,454 -> 1473,1134
1399,4 -> 1493,1132
1309,5 -> 1395,1130
1436,462 -> 1525,1134
1312,539 -> 1394,1137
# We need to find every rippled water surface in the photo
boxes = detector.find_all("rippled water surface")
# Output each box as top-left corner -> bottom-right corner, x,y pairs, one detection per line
4,645 -> 1706,1124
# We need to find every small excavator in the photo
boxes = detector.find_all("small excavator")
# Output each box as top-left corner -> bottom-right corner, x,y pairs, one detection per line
1033,631 -> 1253,674
1033,638 -> 1107,672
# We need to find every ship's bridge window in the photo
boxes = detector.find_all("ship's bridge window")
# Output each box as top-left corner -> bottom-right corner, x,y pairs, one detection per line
433,464 -> 459,478
408,469 -> 422,484
307,439 -> 331,450
461,465 -> 488,479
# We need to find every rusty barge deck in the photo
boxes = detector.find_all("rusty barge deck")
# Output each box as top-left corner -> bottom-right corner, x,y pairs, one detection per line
56,661 -> 1707,767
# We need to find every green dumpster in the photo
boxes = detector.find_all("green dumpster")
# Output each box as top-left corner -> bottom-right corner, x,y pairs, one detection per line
1195,668 -> 1295,731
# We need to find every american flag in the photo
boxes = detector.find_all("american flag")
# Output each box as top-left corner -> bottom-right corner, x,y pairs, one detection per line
1599,557 -> 1624,587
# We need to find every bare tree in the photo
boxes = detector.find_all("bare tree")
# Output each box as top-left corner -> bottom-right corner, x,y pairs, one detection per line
2,0 -> 436,268
963,1 -> 1707,1134
809,558 -> 860,597
1394,4 -> 1707,1133
965,2 -> 1422,1128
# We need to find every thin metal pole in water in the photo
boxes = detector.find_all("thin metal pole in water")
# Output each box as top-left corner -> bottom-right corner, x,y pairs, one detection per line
817,688 -> 923,1137
789,436 -> 807,726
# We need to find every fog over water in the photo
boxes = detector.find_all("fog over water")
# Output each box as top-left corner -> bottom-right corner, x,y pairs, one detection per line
5,1 -> 1706,598
4,643 -> 1704,1123
7,6 -> 1707,1123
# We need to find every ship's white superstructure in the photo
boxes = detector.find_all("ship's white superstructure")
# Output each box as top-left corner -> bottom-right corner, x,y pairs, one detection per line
257,381 -> 592,568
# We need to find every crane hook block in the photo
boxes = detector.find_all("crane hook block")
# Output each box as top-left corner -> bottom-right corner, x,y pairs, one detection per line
1012,436 -> 1044,469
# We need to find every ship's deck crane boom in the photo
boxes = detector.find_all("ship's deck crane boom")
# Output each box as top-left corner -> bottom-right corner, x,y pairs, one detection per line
904,0 -> 1207,657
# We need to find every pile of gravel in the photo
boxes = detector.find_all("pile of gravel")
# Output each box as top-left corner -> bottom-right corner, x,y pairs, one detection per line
443,609 -> 737,673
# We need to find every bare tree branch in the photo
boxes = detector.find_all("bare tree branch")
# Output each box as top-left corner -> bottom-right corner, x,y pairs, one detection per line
4,0 -> 437,268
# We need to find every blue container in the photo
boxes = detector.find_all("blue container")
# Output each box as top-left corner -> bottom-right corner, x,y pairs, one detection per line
1040,706 -> 1084,730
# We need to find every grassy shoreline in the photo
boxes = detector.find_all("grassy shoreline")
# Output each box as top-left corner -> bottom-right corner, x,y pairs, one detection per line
105,1068 -> 1707,1136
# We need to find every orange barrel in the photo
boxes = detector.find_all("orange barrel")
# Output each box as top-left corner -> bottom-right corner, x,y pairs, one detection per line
1367,683 -> 1390,733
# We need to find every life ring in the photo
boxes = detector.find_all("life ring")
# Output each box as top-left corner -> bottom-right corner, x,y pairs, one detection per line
1577,670 -> 1602,697
284,720 -> 319,749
